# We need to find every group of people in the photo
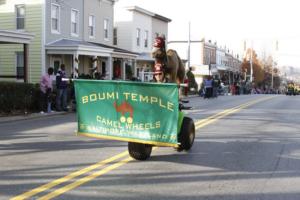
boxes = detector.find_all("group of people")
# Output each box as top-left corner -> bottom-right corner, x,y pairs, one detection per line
39,64 -> 68,113
200,76 -> 221,99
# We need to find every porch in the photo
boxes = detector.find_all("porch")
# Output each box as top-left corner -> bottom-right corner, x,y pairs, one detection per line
45,39 -> 138,80
0,30 -> 34,83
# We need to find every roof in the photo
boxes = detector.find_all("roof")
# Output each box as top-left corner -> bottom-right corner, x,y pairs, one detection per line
153,14 -> 171,22
46,39 -> 100,48
126,6 -> 171,22
0,30 -> 34,44
126,6 -> 154,17
136,52 -> 155,61
46,39 -> 139,58
89,41 -> 139,55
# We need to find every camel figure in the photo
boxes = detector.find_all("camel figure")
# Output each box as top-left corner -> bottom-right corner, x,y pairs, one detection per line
113,101 -> 133,123
152,36 -> 185,84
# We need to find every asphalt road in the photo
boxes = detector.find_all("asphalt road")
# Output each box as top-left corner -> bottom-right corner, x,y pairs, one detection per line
1,94 -> 300,200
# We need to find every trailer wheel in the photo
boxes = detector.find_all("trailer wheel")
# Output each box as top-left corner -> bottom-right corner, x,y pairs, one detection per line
177,117 -> 195,151
128,142 -> 152,160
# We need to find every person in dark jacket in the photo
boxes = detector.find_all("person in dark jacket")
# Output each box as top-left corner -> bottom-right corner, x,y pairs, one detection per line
56,64 -> 68,111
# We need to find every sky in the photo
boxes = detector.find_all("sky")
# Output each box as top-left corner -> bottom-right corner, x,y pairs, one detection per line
116,0 -> 300,68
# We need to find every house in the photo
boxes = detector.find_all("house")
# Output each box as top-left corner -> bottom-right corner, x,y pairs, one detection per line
168,39 -> 216,88
168,38 -> 242,88
0,30 -> 34,82
0,0 -> 41,83
114,5 -> 171,81
0,0 -> 138,83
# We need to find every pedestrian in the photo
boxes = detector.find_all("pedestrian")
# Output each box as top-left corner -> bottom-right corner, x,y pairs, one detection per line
56,64 -> 68,111
204,76 -> 213,98
212,76 -> 219,98
40,67 -> 54,113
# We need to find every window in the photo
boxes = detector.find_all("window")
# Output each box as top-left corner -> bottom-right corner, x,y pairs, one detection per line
16,5 -> 25,30
51,4 -> 60,33
89,15 -> 95,38
16,52 -> 24,78
71,9 -> 79,36
113,28 -> 117,45
144,30 -> 148,48
136,28 -> 140,46
104,19 -> 109,40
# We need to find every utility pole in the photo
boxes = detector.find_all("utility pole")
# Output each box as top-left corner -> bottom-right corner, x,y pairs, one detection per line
271,40 -> 279,89
250,41 -> 253,83
187,21 -> 191,70
271,62 -> 274,89
244,40 -> 253,82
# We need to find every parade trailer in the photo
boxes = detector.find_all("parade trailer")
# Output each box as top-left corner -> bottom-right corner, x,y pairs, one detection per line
74,79 -> 195,160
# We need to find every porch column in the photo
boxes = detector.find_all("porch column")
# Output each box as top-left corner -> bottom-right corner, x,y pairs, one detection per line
122,59 -> 126,80
133,59 -> 137,77
108,56 -> 113,80
73,53 -> 79,78
92,56 -> 97,70
23,44 -> 29,83
141,68 -> 145,82
91,56 -> 98,78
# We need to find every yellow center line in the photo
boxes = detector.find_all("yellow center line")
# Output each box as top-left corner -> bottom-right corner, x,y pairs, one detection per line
10,150 -> 129,200
11,96 -> 276,200
195,96 -> 273,127
38,156 -> 134,200
194,101 -> 253,126
195,96 -> 275,129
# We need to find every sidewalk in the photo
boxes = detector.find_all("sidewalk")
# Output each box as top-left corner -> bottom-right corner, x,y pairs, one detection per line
0,110 -> 71,124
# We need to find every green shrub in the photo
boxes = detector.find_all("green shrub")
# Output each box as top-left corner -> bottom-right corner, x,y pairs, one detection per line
0,82 -> 40,114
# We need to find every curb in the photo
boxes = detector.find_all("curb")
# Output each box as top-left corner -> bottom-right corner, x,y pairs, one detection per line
0,111 -> 72,124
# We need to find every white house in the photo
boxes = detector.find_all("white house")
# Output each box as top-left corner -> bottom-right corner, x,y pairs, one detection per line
114,5 -> 171,81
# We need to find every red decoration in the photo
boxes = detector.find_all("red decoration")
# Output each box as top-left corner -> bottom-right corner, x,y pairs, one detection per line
153,37 -> 165,48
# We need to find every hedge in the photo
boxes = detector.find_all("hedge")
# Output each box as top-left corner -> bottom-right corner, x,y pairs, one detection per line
0,82 -> 41,115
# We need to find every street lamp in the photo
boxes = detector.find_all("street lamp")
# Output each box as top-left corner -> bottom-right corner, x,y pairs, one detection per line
250,41 -> 253,83
244,39 -> 253,83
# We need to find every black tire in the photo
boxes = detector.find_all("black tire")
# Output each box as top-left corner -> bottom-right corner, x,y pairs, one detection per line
177,117 -> 195,151
128,142 -> 152,160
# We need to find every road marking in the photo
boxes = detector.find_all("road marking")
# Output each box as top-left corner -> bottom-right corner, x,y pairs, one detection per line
11,96 -> 275,200
38,147 -> 158,200
38,156 -> 134,200
10,150 -> 129,200
195,96 -> 275,129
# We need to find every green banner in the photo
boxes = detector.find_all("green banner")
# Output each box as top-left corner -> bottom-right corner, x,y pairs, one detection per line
74,80 -> 179,147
